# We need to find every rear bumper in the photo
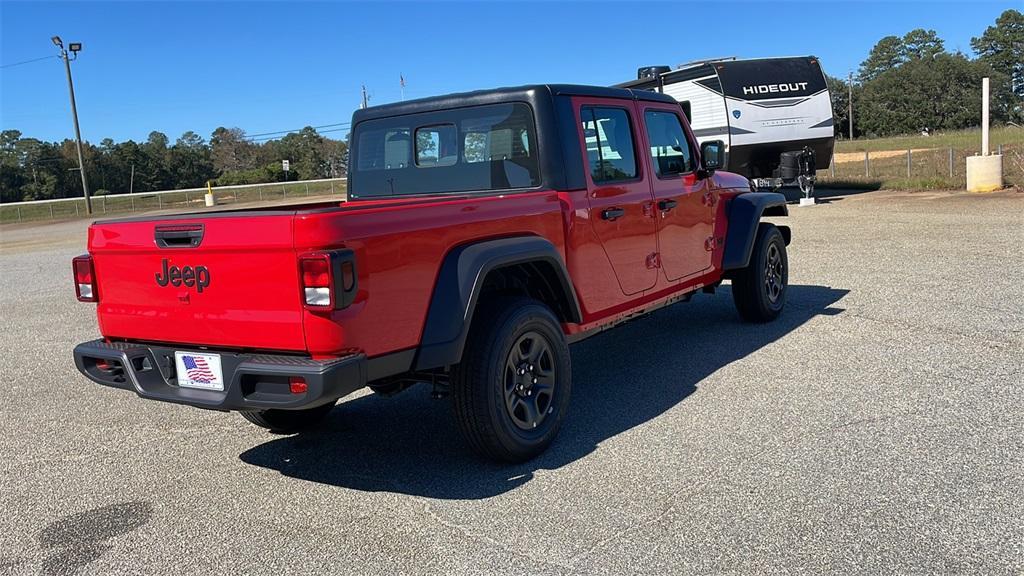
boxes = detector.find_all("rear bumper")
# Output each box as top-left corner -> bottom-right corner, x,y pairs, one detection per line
73,339 -> 366,411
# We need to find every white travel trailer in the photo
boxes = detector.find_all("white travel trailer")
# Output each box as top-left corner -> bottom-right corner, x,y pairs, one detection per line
617,56 -> 835,195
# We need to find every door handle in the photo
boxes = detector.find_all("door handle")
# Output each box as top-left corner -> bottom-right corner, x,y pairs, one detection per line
658,199 -> 678,211
601,208 -> 625,221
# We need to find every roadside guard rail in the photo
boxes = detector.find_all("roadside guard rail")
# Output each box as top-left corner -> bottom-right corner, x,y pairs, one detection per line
1,177 -> 347,223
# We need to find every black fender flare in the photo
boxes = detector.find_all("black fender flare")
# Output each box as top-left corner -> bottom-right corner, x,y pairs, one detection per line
721,192 -> 790,271
414,236 -> 582,370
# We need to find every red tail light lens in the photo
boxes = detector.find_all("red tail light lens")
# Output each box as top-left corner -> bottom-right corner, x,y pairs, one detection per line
299,254 -> 333,308
288,376 -> 308,394
73,255 -> 97,302
302,257 -> 331,287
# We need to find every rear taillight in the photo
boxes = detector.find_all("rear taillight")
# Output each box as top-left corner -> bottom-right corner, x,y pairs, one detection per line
299,250 -> 358,310
300,254 -> 333,308
288,376 -> 308,394
73,255 -> 97,302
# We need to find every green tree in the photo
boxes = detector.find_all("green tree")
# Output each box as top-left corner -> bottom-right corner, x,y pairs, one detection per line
141,131 -> 172,191
972,9 -> 1024,95
859,35 -> 905,82
210,127 -> 256,173
902,29 -> 945,60
20,171 -> 58,201
169,131 -> 216,188
1,130 -> 27,202
859,53 -> 1009,136
972,9 -> 1024,123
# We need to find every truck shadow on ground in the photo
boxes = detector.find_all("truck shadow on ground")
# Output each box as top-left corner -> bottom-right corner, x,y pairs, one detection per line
779,186 -> 882,203
240,284 -> 848,499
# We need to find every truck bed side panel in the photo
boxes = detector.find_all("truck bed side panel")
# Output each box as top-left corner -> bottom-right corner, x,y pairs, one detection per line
294,191 -> 567,358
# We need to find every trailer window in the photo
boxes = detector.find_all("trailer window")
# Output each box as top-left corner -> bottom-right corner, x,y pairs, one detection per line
643,110 -> 694,177
581,107 -> 637,182
351,102 -> 539,197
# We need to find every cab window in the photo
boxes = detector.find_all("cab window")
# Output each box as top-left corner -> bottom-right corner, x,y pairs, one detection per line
351,102 -> 539,197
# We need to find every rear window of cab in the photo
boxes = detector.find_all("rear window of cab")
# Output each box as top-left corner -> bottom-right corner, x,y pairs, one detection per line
351,102 -> 540,198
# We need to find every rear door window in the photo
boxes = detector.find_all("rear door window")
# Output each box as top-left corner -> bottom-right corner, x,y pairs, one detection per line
580,107 -> 638,183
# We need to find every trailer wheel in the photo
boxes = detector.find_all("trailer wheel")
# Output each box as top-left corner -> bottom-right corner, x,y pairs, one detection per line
451,297 -> 571,462
240,401 -> 336,433
732,224 -> 787,322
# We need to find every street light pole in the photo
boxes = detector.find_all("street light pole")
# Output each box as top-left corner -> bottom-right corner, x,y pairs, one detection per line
53,36 -> 92,214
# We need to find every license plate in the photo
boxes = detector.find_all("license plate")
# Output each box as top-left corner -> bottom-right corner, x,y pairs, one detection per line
174,351 -> 225,391
752,178 -> 782,190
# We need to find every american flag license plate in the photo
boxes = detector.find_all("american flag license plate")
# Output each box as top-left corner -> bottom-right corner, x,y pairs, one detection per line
174,352 -> 225,391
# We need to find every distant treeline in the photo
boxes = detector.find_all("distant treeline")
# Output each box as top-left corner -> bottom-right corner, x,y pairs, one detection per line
827,9 -> 1022,139
0,126 -> 347,203
2,9 -> 1020,203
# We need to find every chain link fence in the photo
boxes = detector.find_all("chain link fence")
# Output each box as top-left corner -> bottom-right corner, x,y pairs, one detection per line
816,142 -> 1021,189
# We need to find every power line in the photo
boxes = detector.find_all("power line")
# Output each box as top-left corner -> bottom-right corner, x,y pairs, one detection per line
0,55 -> 57,69
245,126 -> 350,143
244,121 -> 350,140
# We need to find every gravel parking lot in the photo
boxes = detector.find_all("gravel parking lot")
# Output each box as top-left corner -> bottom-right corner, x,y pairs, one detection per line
1,188 -> 1021,575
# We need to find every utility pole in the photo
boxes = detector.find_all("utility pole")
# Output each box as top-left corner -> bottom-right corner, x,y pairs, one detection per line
129,163 -> 135,194
847,71 -> 854,141
53,36 -> 92,214
981,77 -> 990,156
361,84 -> 369,109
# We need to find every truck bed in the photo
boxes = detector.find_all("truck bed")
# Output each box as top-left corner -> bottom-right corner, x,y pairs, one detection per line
86,192 -> 567,357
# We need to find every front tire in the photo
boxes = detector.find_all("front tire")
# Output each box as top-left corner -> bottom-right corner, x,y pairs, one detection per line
240,401 -> 336,433
732,223 -> 788,322
451,297 -> 571,462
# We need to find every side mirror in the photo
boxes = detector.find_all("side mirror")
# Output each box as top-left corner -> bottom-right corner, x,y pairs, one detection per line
700,140 -> 726,173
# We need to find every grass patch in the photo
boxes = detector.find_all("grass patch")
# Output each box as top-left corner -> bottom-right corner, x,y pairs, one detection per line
835,125 -> 1024,153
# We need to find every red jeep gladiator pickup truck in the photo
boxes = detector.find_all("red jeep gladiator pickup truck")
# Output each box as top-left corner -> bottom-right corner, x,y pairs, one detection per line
73,84 -> 790,462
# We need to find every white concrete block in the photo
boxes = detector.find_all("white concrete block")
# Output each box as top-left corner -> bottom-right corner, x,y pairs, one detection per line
966,154 -> 1003,193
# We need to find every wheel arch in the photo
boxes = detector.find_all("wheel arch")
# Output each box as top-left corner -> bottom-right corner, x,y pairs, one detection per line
722,192 -> 790,273
414,236 -> 582,371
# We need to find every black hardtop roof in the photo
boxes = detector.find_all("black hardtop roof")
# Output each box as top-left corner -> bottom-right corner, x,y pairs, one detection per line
352,84 -> 677,123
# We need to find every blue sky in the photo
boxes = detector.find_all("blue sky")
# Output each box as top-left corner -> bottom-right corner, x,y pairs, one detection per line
0,1 -> 1011,143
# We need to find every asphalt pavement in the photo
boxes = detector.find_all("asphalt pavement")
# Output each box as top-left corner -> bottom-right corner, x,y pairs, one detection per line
1,188 -> 1021,575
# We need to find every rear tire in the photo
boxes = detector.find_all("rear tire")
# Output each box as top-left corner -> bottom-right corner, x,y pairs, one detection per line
240,401 -> 336,433
732,224 -> 788,322
451,297 -> 571,462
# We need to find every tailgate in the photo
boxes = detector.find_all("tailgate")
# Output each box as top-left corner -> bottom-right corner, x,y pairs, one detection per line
89,213 -> 307,351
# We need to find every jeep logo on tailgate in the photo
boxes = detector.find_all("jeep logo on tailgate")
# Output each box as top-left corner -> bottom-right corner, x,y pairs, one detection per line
155,259 -> 210,292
